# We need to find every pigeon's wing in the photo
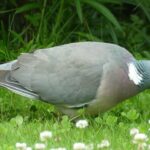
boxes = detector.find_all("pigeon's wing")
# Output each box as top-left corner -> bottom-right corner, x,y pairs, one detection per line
11,42 -> 109,107
11,42 -> 134,108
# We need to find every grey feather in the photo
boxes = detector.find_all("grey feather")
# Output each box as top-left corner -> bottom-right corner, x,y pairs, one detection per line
0,71 -> 39,99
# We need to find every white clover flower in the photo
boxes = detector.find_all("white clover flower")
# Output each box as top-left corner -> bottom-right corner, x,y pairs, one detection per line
148,144 -> 150,150
97,140 -> 110,149
75,120 -> 88,128
133,133 -> 148,144
35,143 -> 46,150
40,131 -> 52,141
16,142 -> 27,150
148,120 -> 150,124
148,128 -> 150,132
26,147 -> 32,150
130,128 -> 139,136
73,142 -> 86,150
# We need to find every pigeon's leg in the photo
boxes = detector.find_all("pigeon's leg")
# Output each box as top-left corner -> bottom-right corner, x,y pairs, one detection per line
56,106 -> 79,119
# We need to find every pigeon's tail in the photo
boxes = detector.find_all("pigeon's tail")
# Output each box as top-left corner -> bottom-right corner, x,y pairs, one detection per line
0,60 -> 17,70
0,62 -> 39,99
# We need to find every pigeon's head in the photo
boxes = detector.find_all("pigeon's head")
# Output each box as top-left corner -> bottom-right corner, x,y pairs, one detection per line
137,60 -> 150,90
128,60 -> 150,90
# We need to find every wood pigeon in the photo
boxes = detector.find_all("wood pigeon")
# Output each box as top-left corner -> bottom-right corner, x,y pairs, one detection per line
0,42 -> 149,117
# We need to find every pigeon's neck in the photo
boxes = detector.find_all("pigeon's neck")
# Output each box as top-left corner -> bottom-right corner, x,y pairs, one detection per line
131,60 -> 150,91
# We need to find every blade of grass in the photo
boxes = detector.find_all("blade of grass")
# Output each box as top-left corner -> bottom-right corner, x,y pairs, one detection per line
75,32 -> 101,41
137,1 -> 150,21
96,0 -> 122,4
75,0 -> 83,24
36,0 -> 47,43
0,21 -> 8,46
82,0 -> 122,31
9,30 -> 26,46
62,26 -> 79,43
0,41 -> 12,61
7,14 -> 15,48
123,0 -> 150,21
133,27 -> 150,45
50,0 -> 64,42
109,24 -> 118,43
0,9 -> 15,14
122,0 -> 137,5
15,3 -> 40,14
54,14 -> 74,38
10,25 -> 30,44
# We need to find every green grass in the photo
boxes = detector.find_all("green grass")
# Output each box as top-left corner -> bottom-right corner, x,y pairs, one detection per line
0,1 -> 150,149
0,88 -> 150,149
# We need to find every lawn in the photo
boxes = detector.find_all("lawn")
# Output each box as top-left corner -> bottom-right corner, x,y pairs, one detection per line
0,1 -> 150,149
0,88 -> 150,150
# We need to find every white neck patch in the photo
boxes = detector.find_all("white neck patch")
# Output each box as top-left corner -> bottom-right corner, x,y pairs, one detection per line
128,63 -> 143,85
